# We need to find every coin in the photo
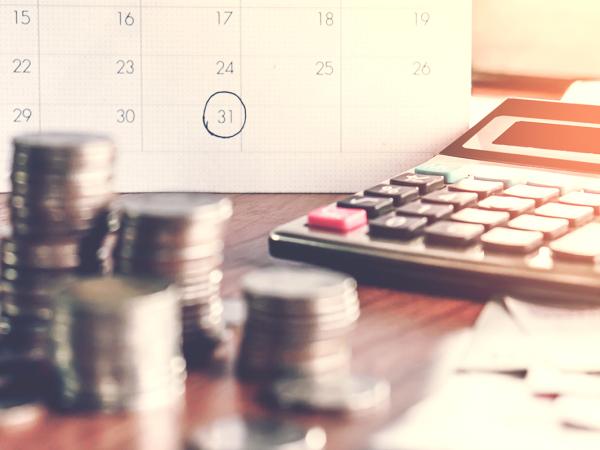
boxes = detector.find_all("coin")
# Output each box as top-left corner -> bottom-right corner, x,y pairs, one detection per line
186,416 -> 327,450
271,374 -> 391,413
49,276 -> 186,412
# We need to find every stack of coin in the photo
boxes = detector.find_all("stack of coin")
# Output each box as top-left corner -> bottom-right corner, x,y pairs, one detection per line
237,267 -> 360,379
2,133 -> 116,358
114,193 -> 232,364
49,276 -> 186,412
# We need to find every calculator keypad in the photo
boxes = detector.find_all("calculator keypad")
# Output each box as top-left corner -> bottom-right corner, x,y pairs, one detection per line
507,214 -> 569,240
559,191 -> 600,214
550,223 -> 600,261
304,165 -> 600,266
481,227 -> 544,254
478,195 -> 535,217
421,190 -> 478,210
448,179 -> 503,199
504,184 -> 559,206
337,196 -> 394,218
396,201 -> 454,223
369,215 -> 427,240
424,221 -> 484,247
450,208 -> 509,230
390,173 -> 444,194
534,203 -> 594,227
364,184 -> 419,206
307,206 -> 367,232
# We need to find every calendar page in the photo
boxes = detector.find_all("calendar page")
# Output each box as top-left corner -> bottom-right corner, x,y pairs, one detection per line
0,0 -> 471,192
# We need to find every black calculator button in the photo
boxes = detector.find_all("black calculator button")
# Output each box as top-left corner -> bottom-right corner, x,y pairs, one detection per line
507,214 -> 569,240
395,201 -> 453,223
448,179 -> 503,199
504,184 -> 559,206
559,191 -> 600,214
534,202 -> 594,227
550,224 -> 600,261
369,215 -> 427,240
478,195 -> 535,217
450,208 -> 509,230
421,190 -> 477,210
390,173 -> 444,195
481,227 -> 544,254
337,196 -> 394,218
364,184 -> 419,206
424,221 -> 484,247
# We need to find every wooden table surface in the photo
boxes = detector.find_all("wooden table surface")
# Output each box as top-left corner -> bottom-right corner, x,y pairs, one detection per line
2,80 -> 569,450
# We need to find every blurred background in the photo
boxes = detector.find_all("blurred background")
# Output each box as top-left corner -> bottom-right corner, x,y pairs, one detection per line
472,0 -> 600,105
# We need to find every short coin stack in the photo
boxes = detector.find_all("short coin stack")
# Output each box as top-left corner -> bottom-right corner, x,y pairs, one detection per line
238,266 -> 360,379
2,133 -> 116,358
114,194 -> 232,364
50,276 -> 186,412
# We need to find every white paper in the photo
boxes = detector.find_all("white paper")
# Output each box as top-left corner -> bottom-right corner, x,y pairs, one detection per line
0,0 -> 471,193
527,366 -> 600,397
370,373 -> 600,450
458,300 -> 531,373
505,296 -> 600,372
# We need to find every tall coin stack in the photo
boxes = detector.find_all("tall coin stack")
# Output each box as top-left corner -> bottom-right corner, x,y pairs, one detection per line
50,276 -> 185,412
114,194 -> 232,364
238,266 -> 360,379
2,133 -> 116,358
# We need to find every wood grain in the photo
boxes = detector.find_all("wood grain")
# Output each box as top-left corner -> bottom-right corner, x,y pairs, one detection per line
1,194 -> 483,450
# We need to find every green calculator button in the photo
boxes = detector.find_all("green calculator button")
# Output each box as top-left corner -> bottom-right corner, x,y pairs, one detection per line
414,163 -> 470,184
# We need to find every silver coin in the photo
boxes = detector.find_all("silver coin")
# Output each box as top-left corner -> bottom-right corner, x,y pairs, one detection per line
271,374 -> 391,413
242,267 -> 357,311
0,396 -> 45,429
186,416 -> 327,450
118,193 -> 233,223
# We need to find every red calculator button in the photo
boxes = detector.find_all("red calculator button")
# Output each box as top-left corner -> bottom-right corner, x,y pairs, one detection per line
307,206 -> 367,232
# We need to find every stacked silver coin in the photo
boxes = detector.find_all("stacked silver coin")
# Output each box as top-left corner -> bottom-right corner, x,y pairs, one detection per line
114,193 -> 232,364
50,276 -> 186,412
2,133 -> 116,358
238,267 -> 360,379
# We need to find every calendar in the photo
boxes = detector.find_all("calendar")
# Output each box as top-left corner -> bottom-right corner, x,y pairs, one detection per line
0,0 -> 471,192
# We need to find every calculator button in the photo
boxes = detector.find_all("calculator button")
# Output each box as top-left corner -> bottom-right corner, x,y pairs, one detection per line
450,208 -> 509,230
424,221 -> 484,247
307,206 -> 367,232
390,173 -> 444,194
414,162 -> 470,184
504,184 -> 560,206
507,214 -> 569,240
337,196 -> 394,218
369,215 -> 427,240
364,184 -> 419,206
582,180 -> 600,194
421,190 -> 477,210
448,179 -> 503,199
559,191 -> 600,214
481,227 -> 544,254
395,201 -> 453,223
550,224 -> 600,261
527,175 -> 578,194
471,166 -> 526,188
534,202 -> 594,227
478,195 -> 535,217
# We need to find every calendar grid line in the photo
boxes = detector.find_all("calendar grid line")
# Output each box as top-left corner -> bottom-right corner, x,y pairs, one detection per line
139,0 -> 144,152
36,0 -> 42,130
239,0 -> 243,153
339,0 -> 343,154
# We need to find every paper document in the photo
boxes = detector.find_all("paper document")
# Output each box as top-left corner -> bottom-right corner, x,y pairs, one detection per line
0,0 -> 471,192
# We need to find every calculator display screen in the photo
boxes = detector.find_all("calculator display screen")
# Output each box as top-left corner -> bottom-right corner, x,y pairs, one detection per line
494,121 -> 600,154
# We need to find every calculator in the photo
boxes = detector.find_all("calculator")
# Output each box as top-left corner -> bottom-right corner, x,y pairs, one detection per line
269,99 -> 600,301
